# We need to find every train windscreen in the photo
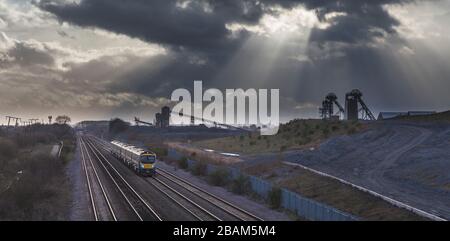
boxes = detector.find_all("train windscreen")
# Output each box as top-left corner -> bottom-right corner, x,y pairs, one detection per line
141,155 -> 156,163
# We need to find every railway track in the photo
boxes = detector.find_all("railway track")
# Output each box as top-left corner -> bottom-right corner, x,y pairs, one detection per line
88,135 -> 262,221
88,136 -> 219,221
144,177 -> 220,221
82,136 -> 162,221
155,168 -> 263,221
79,136 -> 117,221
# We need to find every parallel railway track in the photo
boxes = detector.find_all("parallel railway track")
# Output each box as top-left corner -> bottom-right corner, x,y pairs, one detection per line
79,137 -> 117,221
88,136 -> 220,221
144,176 -> 220,221
88,135 -> 263,221
82,136 -> 162,221
156,168 -> 263,221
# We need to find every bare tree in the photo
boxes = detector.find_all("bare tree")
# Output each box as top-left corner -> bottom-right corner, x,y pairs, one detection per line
55,115 -> 71,125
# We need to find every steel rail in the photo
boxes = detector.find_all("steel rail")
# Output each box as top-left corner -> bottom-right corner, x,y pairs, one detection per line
145,177 -> 221,221
79,137 -> 117,221
89,135 -> 262,221
90,136 -> 218,221
85,138 -> 163,221
156,168 -> 263,221
79,136 -> 98,221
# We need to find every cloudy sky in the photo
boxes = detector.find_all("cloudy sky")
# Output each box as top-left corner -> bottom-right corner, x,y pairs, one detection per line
1,0 -> 450,124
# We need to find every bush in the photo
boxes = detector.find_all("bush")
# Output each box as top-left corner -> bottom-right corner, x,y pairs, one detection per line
177,157 -> 189,169
0,138 -> 18,159
231,175 -> 251,194
268,187 -> 282,209
347,127 -> 357,135
151,146 -> 168,157
0,124 -> 75,220
322,127 -> 330,137
192,161 -> 207,176
0,153 -> 69,220
208,168 -> 230,186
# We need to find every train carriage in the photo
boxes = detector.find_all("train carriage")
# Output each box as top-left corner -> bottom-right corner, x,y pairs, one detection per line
110,141 -> 156,176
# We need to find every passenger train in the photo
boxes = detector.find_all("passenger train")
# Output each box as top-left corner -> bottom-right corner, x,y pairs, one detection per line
110,141 -> 157,176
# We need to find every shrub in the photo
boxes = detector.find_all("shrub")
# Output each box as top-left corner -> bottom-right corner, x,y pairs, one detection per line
0,153 -> 69,220
304,136 -> 312,143
208,168 -> 230,186
0,124 -> 75,220
343,123 -> 349,129
177,157 -> 189,169
322,127 -> 330,137
231,175 -> 251,194
60,142 -> 75,164
0,138 -> 18,159
347,127 -> 357,135
192,161 -> 207,176
268,187 -> 282,209
152,146 -> 168,157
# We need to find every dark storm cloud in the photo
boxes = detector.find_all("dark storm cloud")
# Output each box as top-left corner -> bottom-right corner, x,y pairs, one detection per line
263,0 -> 412,44
38,0 -> 257,57
306,0 -> 409,45
37,0 -> 431,116
38,0 -> 412,54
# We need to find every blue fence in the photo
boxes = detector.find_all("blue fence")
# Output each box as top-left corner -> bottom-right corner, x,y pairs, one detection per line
167,148 -> 358,221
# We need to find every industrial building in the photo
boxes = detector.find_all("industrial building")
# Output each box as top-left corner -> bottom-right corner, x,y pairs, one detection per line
161,106 -> 170,128
377,111 -> 436,120
320,89 -> 375,121
155,113 -> 162,127
319,93 -> 345,120
154,106 -> 171,128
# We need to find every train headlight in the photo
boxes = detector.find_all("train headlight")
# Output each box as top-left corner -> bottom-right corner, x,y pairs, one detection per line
140,163 -> 145,168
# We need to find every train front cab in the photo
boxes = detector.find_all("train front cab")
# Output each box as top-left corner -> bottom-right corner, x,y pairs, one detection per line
137,152 -> 156,176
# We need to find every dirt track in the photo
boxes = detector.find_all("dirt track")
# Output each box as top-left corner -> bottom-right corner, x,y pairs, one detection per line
243,122 -> 450,219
